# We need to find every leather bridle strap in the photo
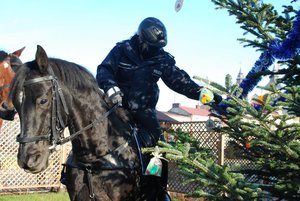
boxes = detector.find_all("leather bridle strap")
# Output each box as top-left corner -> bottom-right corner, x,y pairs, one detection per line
16,75 -> 57,144
47,66 -> 69,118
0,84 -> 10,91
16,134 -> 51,143
47,66 -> 69,144
24,76 -> 54,85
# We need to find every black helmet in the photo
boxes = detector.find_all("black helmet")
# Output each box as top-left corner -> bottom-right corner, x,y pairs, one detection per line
137,17 -> 167,48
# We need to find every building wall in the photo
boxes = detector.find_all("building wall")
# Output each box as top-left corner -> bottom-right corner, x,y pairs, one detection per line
191,115 -> 209,121
165,112 -> 192,122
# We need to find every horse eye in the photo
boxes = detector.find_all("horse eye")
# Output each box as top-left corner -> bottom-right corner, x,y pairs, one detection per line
40,99 -> 48,104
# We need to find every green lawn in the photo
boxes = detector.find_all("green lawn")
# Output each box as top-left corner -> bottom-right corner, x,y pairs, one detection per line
0,192 -> 69,201
0,192 -> 185,201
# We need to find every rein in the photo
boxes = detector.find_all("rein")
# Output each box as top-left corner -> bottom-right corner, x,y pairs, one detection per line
58,103 -> 119,145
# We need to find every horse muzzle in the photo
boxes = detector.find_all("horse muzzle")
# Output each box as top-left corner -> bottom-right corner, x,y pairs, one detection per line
0,102 -> 16,121
17,142 -> 50,174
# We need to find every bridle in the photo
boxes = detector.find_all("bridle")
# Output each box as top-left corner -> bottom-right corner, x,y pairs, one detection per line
0,84 -> 11,91
16,66 -> 69,148
16,65 -> 118,150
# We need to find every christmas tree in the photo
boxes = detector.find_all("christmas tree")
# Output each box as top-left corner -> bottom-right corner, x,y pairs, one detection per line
144,0 -> 300,200
204,1 -> 300,199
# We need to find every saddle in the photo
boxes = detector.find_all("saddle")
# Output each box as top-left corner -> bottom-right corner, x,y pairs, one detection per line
60,125 -> 171,201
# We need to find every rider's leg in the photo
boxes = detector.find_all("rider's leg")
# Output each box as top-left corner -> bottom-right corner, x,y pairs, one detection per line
131,108 -> 164,144
131,108 -> 171,201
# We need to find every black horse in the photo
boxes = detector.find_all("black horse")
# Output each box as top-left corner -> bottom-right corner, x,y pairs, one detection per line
10,45 -> 168,201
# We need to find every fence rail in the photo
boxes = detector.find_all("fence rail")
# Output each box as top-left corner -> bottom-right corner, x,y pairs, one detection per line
0,118 -> 70,193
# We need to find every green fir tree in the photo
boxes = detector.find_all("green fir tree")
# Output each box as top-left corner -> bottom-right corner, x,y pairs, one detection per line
145,0 -> 300,200
203,0 -> 300,199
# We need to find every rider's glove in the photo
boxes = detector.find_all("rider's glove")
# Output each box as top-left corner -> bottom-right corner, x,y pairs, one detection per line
106,86 -> 123,106
199,88 -> 222,105
213,93 -> 223,105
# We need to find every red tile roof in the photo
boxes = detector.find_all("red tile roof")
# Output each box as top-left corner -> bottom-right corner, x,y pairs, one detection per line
168,103 -> 211,116
179,105 -> 210,116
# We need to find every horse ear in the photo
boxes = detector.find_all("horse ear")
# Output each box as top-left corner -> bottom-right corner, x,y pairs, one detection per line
35,45 -> 49,73
12,46 -> 25,57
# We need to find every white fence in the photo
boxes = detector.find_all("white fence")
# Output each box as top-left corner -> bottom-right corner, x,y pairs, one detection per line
0,117 -> 70,193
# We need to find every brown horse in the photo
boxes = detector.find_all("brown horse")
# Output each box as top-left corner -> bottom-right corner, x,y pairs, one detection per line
0,47 -> 25,129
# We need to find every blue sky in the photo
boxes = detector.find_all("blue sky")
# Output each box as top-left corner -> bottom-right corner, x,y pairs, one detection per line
1,0 -> 295,111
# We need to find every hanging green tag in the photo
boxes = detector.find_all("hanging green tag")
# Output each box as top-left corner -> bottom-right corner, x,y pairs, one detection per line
145,156 -> 162,177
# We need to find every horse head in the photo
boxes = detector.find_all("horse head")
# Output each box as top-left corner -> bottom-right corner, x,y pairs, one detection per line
0,47 -> 24,122
11,45 -> 108,173
11,46 -> 60,173
10,47 -> 25,72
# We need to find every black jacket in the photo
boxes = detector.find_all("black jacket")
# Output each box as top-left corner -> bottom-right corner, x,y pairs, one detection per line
96,35 -> 201,110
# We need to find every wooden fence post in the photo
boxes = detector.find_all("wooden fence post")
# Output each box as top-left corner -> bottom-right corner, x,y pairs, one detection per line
218,133 -> 225,166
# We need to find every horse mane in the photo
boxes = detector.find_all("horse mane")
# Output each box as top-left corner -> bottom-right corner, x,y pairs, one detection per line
9,55 -> 132,124
50,58 -> 99,90
10,57 -> 101,102
0,51 -> 8,62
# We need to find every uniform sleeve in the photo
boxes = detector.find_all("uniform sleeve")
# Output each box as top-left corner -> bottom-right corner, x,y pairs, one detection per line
96,45 -> 121,93
161,54 -> 201,100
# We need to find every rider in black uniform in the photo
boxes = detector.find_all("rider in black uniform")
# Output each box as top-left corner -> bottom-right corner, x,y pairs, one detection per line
96,17 -> 221,201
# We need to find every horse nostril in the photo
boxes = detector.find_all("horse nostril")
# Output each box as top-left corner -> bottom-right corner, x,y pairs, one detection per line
27,154 -> 41,168
22,163 -> 30,170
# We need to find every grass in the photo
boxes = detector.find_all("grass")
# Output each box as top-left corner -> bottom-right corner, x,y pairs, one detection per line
0,192 -> 187,201
0,192 -> 69,201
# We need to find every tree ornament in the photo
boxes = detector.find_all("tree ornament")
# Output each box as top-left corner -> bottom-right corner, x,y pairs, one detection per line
175,0 -> 184,12
245,142 -> 251,150
145,146 -> 166,177
206,119 -> 216,132
199,88 -> 214,104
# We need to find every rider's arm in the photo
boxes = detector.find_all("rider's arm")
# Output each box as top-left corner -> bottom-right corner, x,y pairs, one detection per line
160,53 -> 201,100
96,45 -> 121,93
